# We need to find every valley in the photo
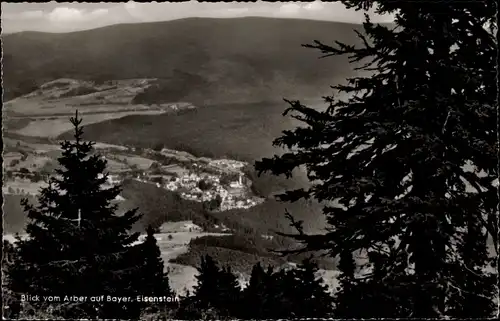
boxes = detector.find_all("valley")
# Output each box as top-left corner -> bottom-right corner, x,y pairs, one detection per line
2,76 -> 337,296
1,17 -> 363,303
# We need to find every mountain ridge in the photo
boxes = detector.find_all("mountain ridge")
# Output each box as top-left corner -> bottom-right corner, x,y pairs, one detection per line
3,17 -> 364,104
4,16 -> 365,36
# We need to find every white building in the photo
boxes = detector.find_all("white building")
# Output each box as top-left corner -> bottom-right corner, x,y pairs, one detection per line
229,174 -> 244,189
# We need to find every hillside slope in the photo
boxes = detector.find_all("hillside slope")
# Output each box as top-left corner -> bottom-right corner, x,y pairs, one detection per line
3,17 -> 363,104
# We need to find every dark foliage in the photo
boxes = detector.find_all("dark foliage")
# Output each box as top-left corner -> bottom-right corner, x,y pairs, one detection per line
170,244 -> 287,275
255,0 -> 497,318
119,179 -> 207,231
5,112 -> 147,319
2,77 -> 39,101
133,225 -> 176,314
239,262 -> 274,318
239,259 -> 333,319
176,255 -> 241,320
152,142 -> 164,152
132,73 -> 208,105
197,179 -> 213,191
188,234 -> 278,258
59,101 -> 315,163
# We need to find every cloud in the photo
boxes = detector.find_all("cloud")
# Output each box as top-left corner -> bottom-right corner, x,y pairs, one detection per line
303,1 -> 324,12
279,4 -> 302,15
274,1 -> 392,22
48,7 -> 84,22
47,7 -> 109,23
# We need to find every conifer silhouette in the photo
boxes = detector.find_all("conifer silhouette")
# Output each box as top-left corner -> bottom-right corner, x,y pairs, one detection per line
241,262 -> 270,319
176,255 -> 241,320
255,1 -> 497,317
134,225 -> 175,314
7,111 -> 144,319
291,258 -> 334,317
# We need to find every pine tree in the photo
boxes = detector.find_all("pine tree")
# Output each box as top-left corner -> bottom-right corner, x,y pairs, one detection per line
177,255 -> 240,320
192,254 -> 219,311
286,258 -> 334,318
135,225 -> 175,314
269,268 -> 294,318
216,266 -> 241,317
334,250 -> 357,316
446,214 -> 497,317
7,111 -> 144,319
255,1 -> 497,317
245,261 -> 333,319
262,265 -> 280,318
241,262 -> 269,319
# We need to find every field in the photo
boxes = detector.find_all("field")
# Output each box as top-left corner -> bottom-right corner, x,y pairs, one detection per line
3,152 -> 53,170
144,225 -> 232,295
3,78 -> 172,138
12,111 -> 166,138
111,155 -> 155,171
3,78 -> 154,116
2,180 -> 49,196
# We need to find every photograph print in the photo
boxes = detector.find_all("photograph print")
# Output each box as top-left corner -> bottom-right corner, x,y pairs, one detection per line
1,1 -> 498,320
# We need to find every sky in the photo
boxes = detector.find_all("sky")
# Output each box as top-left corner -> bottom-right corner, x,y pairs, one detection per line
1,1 -> 395,34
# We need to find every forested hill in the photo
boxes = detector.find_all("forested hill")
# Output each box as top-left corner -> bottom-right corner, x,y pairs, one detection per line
3,17 -> 363,104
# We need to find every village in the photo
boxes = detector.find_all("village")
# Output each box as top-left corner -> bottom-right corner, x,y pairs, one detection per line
130,152 -> 265,212
3,142 -> 265,212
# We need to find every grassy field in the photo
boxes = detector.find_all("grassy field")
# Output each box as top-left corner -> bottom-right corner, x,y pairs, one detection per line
3,78 -> 156,116
111,155 -> 155,171
2,78 -> 170,138
10,110 -> 165,138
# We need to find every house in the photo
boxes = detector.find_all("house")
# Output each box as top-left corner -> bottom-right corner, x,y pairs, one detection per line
229,174 -> 244,188
166,182 -> 178,191
107,174 -> 120,185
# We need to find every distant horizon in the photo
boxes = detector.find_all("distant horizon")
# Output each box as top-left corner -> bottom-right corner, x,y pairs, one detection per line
2,16 -> 373,36
1,1 -> 394,34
